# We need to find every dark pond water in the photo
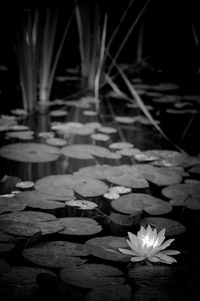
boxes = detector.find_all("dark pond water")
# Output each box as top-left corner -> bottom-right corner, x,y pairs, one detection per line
0,75 -> 200,300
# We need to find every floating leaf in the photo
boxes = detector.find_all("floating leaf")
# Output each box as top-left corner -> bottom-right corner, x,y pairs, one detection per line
6,131 -> 34,140
140,217 -> 186,236
15,191 -> 66,209
110,212 -> 134,227
76,165 -> 112,180
50,110 -> 68,117
35,174 -> 108,198
0,266 -> 55,300
114,116 -> 134,124
162,183 -> 200,210
188,165 -> 200,174
60,263 -> 124,288
111,193 -> 172,215
85,284 -> 132,301
57,217 -> 102,235
98,126 -> 117,134
23,241 -> 90,268
16,181 -> 34,189
0,211 -> 56,223
0,196 -> 26,214
61,144 -> 116,159
0,242 -> 16,253
91,133 -> 110,141
0,143 -> 60,162
105,166 -> 149,189
45,138 -> 67,146
109,142 -> 134,149
83,110 -> 98,116
66,200 -> 98,210
85,236 -> 131,262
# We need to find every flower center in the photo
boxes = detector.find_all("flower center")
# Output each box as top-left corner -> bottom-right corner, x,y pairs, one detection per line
141,234 -> 159,248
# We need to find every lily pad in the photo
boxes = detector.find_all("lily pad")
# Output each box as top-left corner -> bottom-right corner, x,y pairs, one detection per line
0,220 -> 64,237
61,144 -> 116,160
35,175 -> 108,198
85,236 -> 131,262
66,199 -> 98,210
60,263 -> 124,288
98,126 -> 117,134
85,284 -> 132,301
109,142 -> 134,149
0,242 -> 16,253
45,138 -> 67,146
140,217 -> 186,236
105,166 -> 149,189
57,217 -> 102,235
0,196 -> 26,214
131,164 -> 182,186
0,266 -> 55,300
15,191 -> 66,209
0,143 -> 60,162
76,165 -> 112,180
91,133 -> 110,141
0,211 -> 56,223
162,183 -> 200,210
111,193 -> 172,215
23,241 -> 90,268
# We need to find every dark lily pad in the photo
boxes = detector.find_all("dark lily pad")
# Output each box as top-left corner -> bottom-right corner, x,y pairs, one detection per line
109,212 -> 135,226
0,211 -> 56,223
0,266 -> 55,300
140,217 -> 186,236
162,183 -> 200,209
23,241 -> 90,268
128,265 -> 175,280
85,284 -> 132,301
66,199 -> 98,210
60,263 -> 124,288
57,217 -> 102,235
35,174 -> 108,198
0,219 -> 64,237
15,191 -> 66,209
111,193 -> 172,215
188,164 -> 200,174
0,242 -> 16,253
0,143 -> 60,162
85,236 -> 131,262
0,196 -> 26,214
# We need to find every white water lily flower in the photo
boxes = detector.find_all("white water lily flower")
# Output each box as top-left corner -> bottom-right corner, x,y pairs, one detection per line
119,225 -> 180,264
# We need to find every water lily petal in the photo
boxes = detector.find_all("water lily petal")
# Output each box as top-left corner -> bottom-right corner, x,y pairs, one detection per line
157,228 -> 166,245
155,252 -> 177,264
128,232 -> 138,245
148,256 -> 160,263
126,239 -> 140,253
161,249 -> 180,255
118,248 -> 138,256
130,256 -> 145,262
159,238 -> 175,250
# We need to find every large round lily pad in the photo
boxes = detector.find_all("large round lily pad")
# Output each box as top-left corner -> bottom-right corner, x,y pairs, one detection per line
111,193 -> 172,215
0,143 -> 60,162
140,217 -> 186,236
60,263 -> 124,288
85,284 -> 132,301
15,191 -> 66,209
0,211 -> 56,223
23,241 -> 90,268
60,144 -> 116,160
0,219 -> 64,237
85,236 -> 131,262
57,217 -> 102,235
0,196 -> 26,214
35,175 -> 108,199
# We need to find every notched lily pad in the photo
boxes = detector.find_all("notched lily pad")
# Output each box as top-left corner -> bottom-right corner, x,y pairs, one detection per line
85,236 -> 131,262
60,263 -> 124,288
0,211 -> 56,223
23,241 -> 90,268
0,143 -> 60,162
111,193 -> 172,215
57,217 -> 102,235
15,191 -> 66,209
140,217 -> 186,236
162,183 -> 200,210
